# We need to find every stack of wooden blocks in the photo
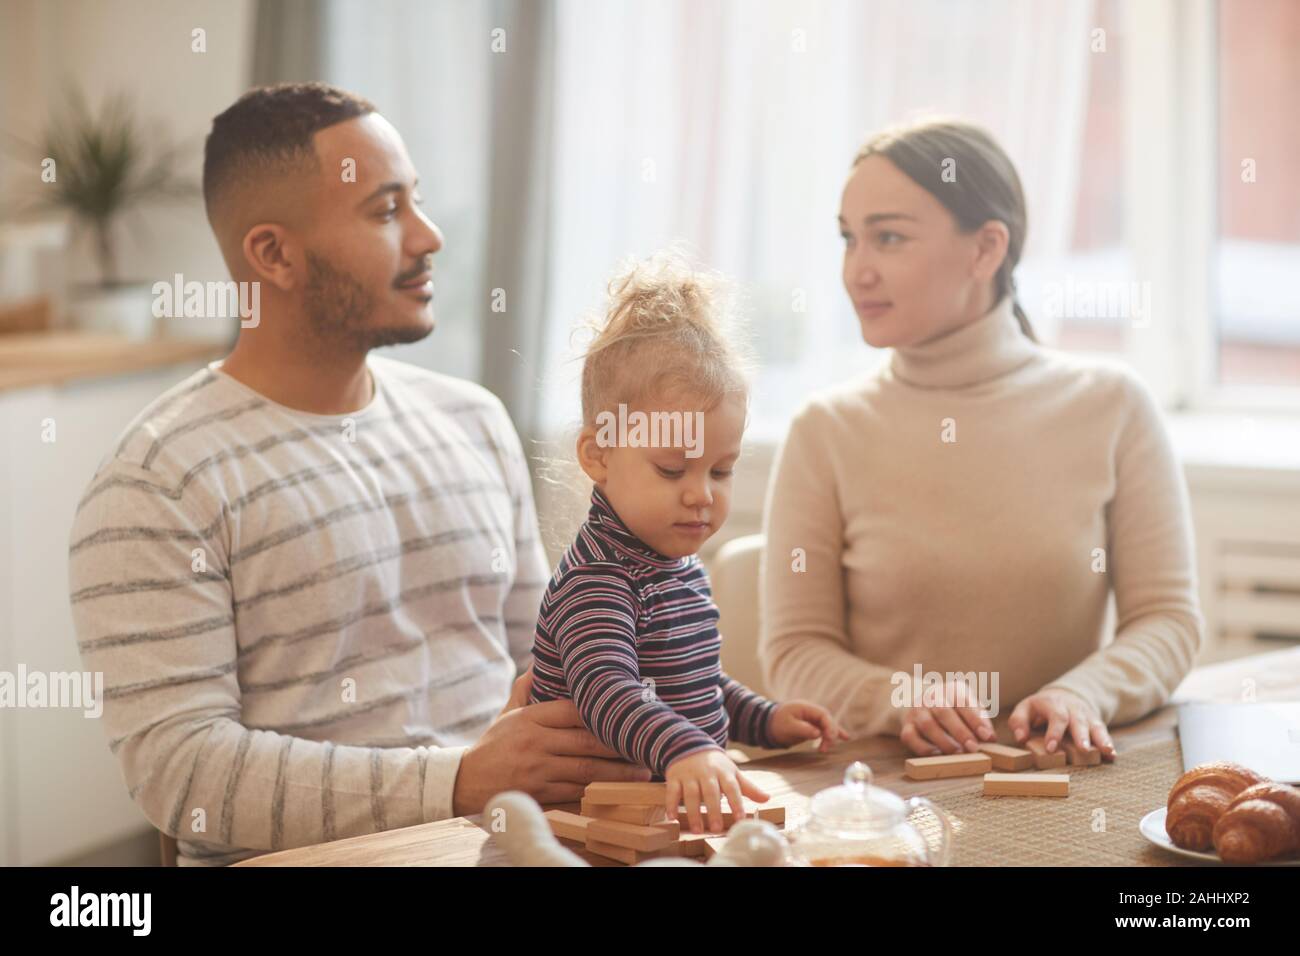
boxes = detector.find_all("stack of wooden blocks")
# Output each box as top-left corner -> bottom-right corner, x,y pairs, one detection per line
543,782 -> 787,865
902,737 -> 1103,797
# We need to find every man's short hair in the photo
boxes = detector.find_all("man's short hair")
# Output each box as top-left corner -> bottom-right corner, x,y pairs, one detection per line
202,82 -> 376,219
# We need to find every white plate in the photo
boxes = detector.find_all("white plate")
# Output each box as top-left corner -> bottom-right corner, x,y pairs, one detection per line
1139,807 -> 1300,865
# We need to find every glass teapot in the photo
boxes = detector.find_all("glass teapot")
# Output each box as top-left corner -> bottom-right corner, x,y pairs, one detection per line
786,761 -> 953,866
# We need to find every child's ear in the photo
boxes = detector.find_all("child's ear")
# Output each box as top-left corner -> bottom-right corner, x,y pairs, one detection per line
575,426 -> 609,484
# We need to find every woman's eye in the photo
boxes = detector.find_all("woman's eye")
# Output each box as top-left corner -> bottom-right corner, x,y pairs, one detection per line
876,231 -> 904,246
840,231 -> 854,245
656,466 -> 684,479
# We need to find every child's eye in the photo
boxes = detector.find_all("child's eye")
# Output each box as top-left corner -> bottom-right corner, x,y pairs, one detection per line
655,465 -> 684,479
712,469 -> 734,479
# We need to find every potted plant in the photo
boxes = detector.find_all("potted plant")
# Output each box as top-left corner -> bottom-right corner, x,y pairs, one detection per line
3,90 -> 195,339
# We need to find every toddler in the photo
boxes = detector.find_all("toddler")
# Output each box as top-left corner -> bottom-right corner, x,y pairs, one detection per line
529,252 -> 847,834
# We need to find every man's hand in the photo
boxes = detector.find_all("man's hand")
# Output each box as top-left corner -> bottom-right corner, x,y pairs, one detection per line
501,664 -> 534,714
451,696 -> 652,817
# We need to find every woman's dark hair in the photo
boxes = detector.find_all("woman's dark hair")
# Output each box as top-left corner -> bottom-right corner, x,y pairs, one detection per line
852,118 -> 1036,342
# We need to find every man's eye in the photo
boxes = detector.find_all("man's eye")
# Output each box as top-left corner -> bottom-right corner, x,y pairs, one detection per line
656,465 -> 684,479
378,205 -> 398,220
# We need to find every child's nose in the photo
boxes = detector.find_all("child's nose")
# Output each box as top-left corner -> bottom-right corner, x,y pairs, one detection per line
682,480 -> 713,508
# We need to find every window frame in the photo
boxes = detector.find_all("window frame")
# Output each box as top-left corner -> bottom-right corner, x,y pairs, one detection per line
1126,0 -> 1300,415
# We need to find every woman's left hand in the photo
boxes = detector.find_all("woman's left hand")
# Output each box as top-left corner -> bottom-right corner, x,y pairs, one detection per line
769,701 -> 851,752
1007,688 -> 1116,762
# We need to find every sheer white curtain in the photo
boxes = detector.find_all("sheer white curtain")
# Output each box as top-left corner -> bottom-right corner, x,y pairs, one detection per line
314,0 -> 1097,439
539,0 -> 1097,441
323,0 -> 498,384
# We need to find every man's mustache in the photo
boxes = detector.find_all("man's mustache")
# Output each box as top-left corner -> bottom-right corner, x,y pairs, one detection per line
394,259 -> 433,287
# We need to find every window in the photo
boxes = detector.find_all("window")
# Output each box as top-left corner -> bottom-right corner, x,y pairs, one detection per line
1214,0 -> 1300,389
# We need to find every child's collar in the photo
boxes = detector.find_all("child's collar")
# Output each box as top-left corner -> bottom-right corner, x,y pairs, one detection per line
586,485 -> 689,571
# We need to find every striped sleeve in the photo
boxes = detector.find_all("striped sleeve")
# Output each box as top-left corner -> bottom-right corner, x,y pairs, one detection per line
67,459 -> 465,855
547,562 -> 722,775
718,673 -> 780,749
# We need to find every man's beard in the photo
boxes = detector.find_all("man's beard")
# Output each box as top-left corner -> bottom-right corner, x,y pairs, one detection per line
303,250 -> 433,352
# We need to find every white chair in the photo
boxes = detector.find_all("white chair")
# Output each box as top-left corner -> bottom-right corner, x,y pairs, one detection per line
706,534 -> 773,759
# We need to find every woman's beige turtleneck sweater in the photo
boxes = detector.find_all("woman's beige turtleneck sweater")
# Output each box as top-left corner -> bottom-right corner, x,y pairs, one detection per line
758,295 -> 1202,736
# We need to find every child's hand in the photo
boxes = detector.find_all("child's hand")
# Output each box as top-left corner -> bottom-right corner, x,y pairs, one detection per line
769,700 -> 851,752
665,749 -> 770,835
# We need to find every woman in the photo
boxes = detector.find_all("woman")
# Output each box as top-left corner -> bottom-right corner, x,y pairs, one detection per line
758,118 -> 1202,761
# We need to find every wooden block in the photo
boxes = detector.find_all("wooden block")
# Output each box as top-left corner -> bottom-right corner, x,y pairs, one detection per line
581,799 -> 666,825
544,809 -> 595,842
982,772 -> 1069,797
585,838 -> 645,865
1023,737 -> 1068,769
903,752 -> 992,780
672,804 -> 786,829
660,835 -> 711,858
586,818 -> 678,852
977,742 -> 1035,771
582,782 -> 669,806
1062,739 -> 1102,766
650,819 -> 681,840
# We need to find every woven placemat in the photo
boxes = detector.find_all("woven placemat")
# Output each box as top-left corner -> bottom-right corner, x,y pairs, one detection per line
907,737 -> 1198,866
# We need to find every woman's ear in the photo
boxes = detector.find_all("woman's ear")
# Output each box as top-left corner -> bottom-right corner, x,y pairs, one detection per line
971,219 -> 1010,282
575,426 -> 609,484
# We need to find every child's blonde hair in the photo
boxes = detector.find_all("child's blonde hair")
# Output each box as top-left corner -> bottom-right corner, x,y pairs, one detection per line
577,248 -> 753,425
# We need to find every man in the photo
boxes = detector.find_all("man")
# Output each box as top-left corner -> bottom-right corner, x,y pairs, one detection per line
67,82 -> 648,866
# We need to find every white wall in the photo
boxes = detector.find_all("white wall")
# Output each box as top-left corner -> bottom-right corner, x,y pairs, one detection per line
0,0 -> 255,864
0,0 -> 255,294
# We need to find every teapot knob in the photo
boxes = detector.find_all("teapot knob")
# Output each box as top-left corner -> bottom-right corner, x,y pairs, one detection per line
844,761 -> 874,791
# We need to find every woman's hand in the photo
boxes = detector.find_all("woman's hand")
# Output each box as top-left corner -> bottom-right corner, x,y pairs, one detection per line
1008,688 -> 1116,762
768,700 -> 851,752
899,678 -> 997,756
665,749 -> 770,834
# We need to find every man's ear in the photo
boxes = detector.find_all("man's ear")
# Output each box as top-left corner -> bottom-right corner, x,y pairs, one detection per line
242,222 -> 300,292
971,219 -> 1010,283
575,426 -> 609,484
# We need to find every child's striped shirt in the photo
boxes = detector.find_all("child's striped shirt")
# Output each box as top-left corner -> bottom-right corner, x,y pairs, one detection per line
529,486 -> 778,775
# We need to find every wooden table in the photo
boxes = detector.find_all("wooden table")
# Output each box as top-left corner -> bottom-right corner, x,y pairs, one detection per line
235,646 -> 1300,866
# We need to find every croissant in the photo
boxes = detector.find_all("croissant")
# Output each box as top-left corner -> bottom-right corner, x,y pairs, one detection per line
1212,782 -> 1300,864
1166,762 -> 1267,852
